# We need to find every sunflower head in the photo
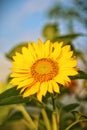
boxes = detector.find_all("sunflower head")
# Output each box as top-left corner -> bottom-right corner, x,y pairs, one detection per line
10,39 -> 78,102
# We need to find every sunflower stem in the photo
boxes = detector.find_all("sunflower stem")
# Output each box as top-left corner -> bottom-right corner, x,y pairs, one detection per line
22,119 -> 32,129
17,105 -> 37,130
52,95 -> 59,130
41,108 -> 51,130
52,95 -> 56,111
52,112 -> 58,130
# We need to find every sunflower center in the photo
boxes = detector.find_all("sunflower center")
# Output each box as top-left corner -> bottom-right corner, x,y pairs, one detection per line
31,58 -> 58,82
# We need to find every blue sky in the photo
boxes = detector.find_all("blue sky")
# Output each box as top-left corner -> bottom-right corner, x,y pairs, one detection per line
0,0 -> 87,54
0,0 -> 57,53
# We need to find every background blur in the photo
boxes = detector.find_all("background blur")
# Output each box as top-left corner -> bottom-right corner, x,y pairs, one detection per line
0,0 -> 87,82
0,0 -> 87,81
0,1 -> 87,130
0,0 -> 55,82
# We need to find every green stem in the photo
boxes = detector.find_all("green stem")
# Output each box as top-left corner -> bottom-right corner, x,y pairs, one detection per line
52,112 -> 58,130
22,119 -> 32,129
65,119 -> 87,130
52,95 -> 56,111
17,105 -> 37,130
41,108 -> 51,130
57,112 -> 60,130
52,96 -> 59,130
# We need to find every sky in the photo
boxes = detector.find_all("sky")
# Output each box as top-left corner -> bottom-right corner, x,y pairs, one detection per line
0,0 -> 87,82
0,0 -> 87,54
0,0 -> 57,53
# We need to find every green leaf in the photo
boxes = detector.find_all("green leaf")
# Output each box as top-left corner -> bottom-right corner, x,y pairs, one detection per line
0,96 -> 29,106
0,87 -> 20,99
71,111 -> 87,120
70,70 -> 87,80
0,87 -> 39,106
6,42 -> 28,60
62,103 -> 79,112
0,87 -> 30,106
52,33 -> 85,44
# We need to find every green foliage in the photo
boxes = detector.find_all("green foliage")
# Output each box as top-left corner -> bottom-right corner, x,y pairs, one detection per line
0,87 -> 29,105
71,111 -> 87,120
48,4 -> 81,20
59,104 -> 87,130
62,103 -> 79,112
0,87 -> 20,99
0,95 -> 29,106
42,23 -> 60,40
48,0 -> 87,30
52,33 -> 84,44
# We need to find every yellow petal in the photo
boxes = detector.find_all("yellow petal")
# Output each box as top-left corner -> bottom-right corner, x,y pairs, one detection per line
10,77 -> 27,85
10,68 -> 30,73
51,80 -> 60,93
13,52 -> 22,61
23,82 -> 40,97
22,47 -> 34,64
32,42 -> 42,58
20,86 -> 27,93
10,73 -> 30,77
40,82 -> 48,96
22,47 -> 28,54
17,78 -> 34,89
44,40 -> 50,57
59,59 -> 78,68
10,76 -> 30,84
12,55 -> 32,69
54,75 -> 65,85
38,39 -> 43,47
62,45 -> 71,52
58,51 -> 73,62
37,91 -> 43,102
28,43 -> 37,60
48,80 -> 53,93
50,42 -> 62,59
63,75 -> 71,82
38,39 -> 44,57
62,69 -> 78,76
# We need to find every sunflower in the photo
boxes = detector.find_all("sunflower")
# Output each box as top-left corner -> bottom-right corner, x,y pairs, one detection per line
10,39 -> 78,101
